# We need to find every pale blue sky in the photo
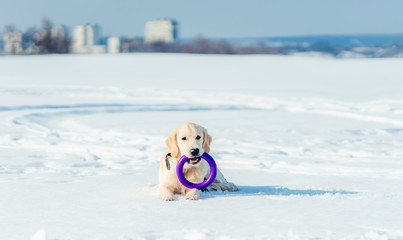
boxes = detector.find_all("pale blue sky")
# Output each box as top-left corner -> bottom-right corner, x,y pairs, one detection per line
1,0 -> 402,38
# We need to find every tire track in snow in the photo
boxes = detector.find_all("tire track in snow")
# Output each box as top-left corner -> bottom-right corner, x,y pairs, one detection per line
2,103 -> 260,177
2,87 -> 403,179
2,85 -> 403,126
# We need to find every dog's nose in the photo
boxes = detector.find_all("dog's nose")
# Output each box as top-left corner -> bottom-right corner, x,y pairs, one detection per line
190,148 -> 199,156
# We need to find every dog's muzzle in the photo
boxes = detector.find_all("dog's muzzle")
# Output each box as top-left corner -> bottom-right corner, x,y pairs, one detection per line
187,157 -> 201,165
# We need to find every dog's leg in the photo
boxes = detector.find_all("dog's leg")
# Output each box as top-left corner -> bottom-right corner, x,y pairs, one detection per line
183,173 -> 204,200
159,186 -> 175,201
185,188 -> 201,200
207,169 -> 238,192
158,153 -> 178,201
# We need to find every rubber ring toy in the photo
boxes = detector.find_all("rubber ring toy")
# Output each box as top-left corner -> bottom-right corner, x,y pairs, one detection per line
176,152 -> 217,189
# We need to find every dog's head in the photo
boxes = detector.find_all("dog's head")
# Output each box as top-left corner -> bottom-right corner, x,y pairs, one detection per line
166,123 -> 212,166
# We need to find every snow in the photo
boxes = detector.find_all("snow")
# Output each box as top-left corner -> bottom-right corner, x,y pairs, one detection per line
31,229 -> 47,240
0,53 -> 403,239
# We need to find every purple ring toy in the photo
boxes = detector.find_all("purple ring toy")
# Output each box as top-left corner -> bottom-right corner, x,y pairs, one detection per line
176,152 -> 217,189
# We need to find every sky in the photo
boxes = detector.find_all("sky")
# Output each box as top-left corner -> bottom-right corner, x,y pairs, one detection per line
1,0 -> 403,38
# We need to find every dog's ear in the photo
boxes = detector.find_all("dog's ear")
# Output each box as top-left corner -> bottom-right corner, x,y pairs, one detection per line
166,129 -> 180,159
202,128 -> 212,153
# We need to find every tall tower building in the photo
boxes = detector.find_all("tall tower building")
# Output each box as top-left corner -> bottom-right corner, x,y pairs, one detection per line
73,25 -> 85,47
72,24 -> 105,54
85,24 -> 101,46
145,19 -> 178,43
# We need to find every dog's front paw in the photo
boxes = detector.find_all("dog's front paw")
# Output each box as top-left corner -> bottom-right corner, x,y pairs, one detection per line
162,196 -> 174,201
161,193 -> 175,201
160,188 -> 175,201
186,190 -> 201,200
186,194 -> 199,200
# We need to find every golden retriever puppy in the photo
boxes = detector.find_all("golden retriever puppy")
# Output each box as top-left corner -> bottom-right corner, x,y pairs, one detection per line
158,123 -> 238,201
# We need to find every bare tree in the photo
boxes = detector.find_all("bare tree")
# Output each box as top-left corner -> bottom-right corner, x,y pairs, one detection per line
36,18 -> 71,54
22,27 -> 39,50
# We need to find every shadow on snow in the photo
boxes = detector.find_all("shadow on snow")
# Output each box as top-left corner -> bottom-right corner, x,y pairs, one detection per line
202,185 -> 357,198
0,103 -> 259,112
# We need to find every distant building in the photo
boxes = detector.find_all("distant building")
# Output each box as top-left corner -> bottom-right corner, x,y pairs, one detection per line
71,24 -> 105,54
3,31 -> 23,54
23,32 -> 41,54
145,19 -> 178,43
50,24 -> 68,40
107,37 -> 120,54
44,24 -> 69,54
73,25 -> 85,47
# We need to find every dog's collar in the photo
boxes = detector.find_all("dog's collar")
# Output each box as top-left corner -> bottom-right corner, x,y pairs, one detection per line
165,153 -> 171,170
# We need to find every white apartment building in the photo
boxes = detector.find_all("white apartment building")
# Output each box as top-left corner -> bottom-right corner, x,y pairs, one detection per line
144,19 -> 178,43
3,31 -> 23,54
71,24 -> 105,54
51,25 -> 68,40
107,37 -> 120,54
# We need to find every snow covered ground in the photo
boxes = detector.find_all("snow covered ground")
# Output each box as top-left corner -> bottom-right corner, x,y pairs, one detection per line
0,53 -> 403,240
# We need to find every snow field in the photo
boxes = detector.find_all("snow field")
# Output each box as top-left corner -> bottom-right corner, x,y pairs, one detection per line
0,54 -> 403,239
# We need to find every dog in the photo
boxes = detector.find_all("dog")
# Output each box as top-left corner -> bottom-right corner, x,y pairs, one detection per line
158,123 -> 238,201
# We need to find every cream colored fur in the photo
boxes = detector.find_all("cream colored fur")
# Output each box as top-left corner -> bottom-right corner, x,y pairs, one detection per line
158,123 -> 238,201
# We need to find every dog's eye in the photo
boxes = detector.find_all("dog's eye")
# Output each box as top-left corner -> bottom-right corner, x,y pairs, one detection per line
181,137 -> 187,141
196,136 -> 201,140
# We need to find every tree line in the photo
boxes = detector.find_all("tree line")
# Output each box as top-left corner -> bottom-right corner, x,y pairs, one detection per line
2,18 -> 403,57
120,37 -> 282,55
3,18 -> 70,54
